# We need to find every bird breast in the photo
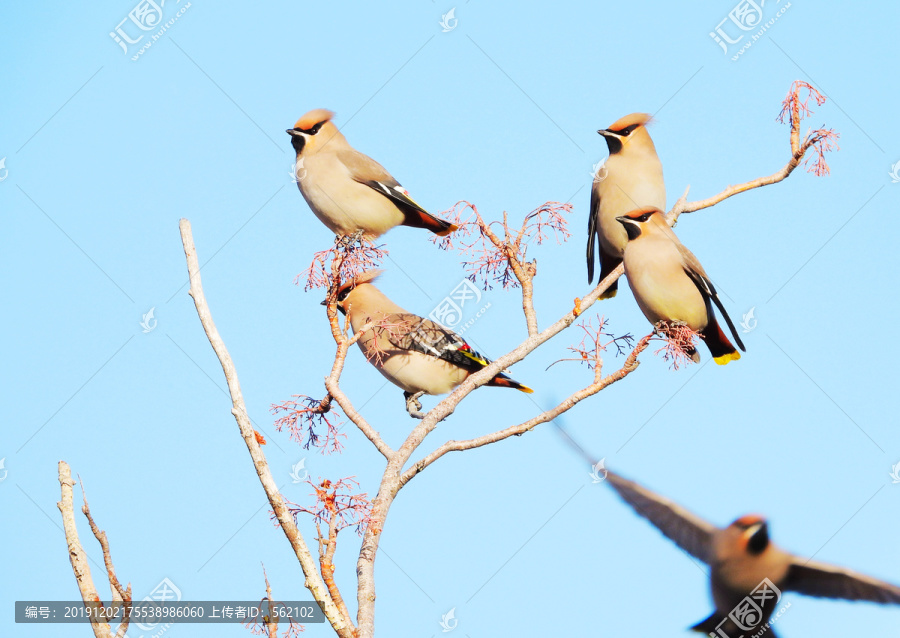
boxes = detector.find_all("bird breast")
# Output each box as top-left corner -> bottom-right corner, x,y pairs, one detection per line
623,236 -> 708,330
298,152 -> 405,236
596,153 -> 665,257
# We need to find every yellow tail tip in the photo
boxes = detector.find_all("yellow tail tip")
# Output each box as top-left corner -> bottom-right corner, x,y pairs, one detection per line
518,385 -> 534,394
598,288 -> 617,300
436,223 -> 459,237
713,350 -> 741,365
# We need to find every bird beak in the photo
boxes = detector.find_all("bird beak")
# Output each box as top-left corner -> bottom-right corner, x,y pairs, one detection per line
320,299 -> 328,306
286,129 -> 303,137
615,215 -> 630,225
597,129 -> 616,138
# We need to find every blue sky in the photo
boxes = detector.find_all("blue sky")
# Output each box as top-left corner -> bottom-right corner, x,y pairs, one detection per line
2,0 -> 900,636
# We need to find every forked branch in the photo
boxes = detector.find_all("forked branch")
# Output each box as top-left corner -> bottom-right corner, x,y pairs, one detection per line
57,461 -> 131,638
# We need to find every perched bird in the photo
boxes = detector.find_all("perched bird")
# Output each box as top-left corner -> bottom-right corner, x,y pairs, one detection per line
586,112 -> 666,295
603,469 -> 900,637
286,109 -> 457,239
617,207 -> 745,365
331,271 -> 532,406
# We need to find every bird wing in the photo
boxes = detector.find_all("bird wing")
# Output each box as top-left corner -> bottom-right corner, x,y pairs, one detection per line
386,314 -> 491,372
586,184 -> 601,283
785,559 -> 900,604
605,470 -> 717,564
338,148 -> 431,215
680,249 -> 745,352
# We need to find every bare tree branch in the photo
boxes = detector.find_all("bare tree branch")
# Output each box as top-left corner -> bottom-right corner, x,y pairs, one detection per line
78,476 -> 131,618
323,320 -> 394,460
668,80 -> 838,225
353,260 -> 627,636
58,461 -> 131,638
399,332 -> 653,486
178,219 -> 356,638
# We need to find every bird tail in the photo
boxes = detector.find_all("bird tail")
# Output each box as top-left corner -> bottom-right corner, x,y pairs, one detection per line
689,612 -> 720,634
402,210 -> 459,236
701,320 -> 741,366
597,250 -> 621,300
487,372 -> 533,393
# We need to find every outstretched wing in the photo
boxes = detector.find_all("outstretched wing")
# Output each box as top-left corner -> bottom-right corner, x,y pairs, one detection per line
785,559 -> 900,604
605,470 -> 717,565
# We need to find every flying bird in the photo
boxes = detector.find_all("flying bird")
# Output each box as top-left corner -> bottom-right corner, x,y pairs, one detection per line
617,207 -> 745,364
331,271 -> 532,409
586,112 -> 665,294
603,469 -> 900,636
286,109 -> 457,239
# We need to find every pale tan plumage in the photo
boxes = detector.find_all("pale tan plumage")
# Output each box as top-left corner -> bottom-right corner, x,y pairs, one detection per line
334,271 -> 531,398
617,207 -> 744,364
587,113 -> 666,294
604,469 -> 900,636
287,109 -> 456,238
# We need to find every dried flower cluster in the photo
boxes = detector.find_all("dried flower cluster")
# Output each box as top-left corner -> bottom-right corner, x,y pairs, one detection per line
271,394 -> 345,454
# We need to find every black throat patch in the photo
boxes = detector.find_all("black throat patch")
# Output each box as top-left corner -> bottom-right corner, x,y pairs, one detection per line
747,525 -> 769,556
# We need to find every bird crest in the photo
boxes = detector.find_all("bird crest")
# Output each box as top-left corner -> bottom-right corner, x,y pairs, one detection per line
294,108 -> 335,131
336,269 -> 384,298
607,112 -> 653,132
734,514 -> 766,528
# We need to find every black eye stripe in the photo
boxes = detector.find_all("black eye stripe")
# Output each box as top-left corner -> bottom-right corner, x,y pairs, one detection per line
611,124 -> 639,137
300,121 -> 325,135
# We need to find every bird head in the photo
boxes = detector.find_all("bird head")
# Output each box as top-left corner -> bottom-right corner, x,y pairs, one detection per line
615,206 -> 664,241
730,514 -> 770,556
286,108 -> 337,155
322,269 -> 383,315
597,113 -> 654,155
